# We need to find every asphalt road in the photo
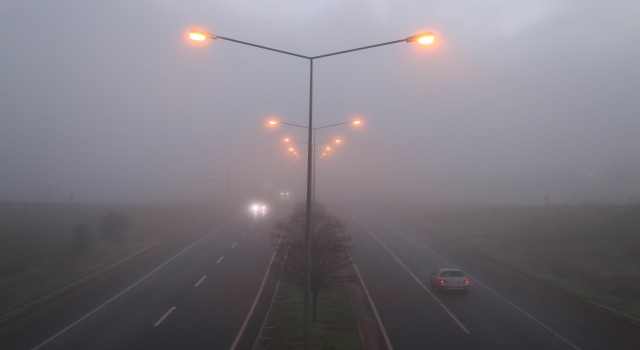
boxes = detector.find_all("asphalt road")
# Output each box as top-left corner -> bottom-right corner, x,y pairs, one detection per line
0,206 -> 284,350
343,204 -> 640,350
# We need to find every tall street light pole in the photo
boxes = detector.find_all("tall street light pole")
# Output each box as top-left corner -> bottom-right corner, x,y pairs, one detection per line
189,29 -> 435,350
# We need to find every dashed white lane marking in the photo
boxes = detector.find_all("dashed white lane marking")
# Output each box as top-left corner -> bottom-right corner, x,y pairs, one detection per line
396,227 -> 582,350
194,275 -> 206,287
153,307 -> 176,327
231,242 -> 237,248
242,232 -> 246,237
348,252 -> 394,350
30,214 -> 238,350
217,256 -> 224,264
352,214 -> 470,334
229,237 -> 282,350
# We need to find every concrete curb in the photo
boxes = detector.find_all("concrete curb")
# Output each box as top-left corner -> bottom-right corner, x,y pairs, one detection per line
588,301 -> 640,329
0,239 -> 164,324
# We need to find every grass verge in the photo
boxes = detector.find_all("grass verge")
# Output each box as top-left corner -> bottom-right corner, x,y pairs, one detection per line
268,282 -> 364,350
394,204 -> 640,319
0,201 -> 230,317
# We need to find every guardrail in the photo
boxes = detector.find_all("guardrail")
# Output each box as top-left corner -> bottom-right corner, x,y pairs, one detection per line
588,301 -> 640,328
0,239 -> 164,324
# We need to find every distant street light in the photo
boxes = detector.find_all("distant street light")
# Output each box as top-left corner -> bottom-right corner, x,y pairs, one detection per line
189,28 -> 435,349
273,119 -> 357,202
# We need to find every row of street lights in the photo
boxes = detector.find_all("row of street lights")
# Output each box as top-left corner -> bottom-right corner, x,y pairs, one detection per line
270,119 -> 361,202
189,28 -> 434,349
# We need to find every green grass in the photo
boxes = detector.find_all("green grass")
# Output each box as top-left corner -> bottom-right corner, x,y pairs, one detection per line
268,283 -> 364,350
394,204 -> 640,319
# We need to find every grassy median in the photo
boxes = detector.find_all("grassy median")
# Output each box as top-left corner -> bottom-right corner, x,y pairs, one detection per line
268,282 -> 364,350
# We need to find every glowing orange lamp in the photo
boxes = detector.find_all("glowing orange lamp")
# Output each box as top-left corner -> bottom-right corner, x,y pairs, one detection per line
189,29 -> 215,41
406,32 -> 434,45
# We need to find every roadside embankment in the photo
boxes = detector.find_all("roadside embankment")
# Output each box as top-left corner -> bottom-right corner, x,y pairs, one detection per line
393,204 -> 640,320
0,201 -> 231,319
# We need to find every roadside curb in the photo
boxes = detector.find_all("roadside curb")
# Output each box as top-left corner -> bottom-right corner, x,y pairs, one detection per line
252,249 -> 287,350
588,301 -> 640,329
0,239 -> 165,325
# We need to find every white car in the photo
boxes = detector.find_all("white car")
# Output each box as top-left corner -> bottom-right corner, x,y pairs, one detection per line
430,268 -> 469,293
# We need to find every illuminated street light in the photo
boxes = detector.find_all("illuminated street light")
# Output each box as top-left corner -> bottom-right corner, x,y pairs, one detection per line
406,32 -> 435,45
189,29 -> 216,41
189,27 -> 436,350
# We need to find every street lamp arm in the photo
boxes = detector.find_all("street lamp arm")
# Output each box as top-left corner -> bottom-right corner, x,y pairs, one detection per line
314,140 -> 334,145
280,121 -> 309,129
217,36 -> 311,59
312,38 -> 406,59
314,121 -> 353,130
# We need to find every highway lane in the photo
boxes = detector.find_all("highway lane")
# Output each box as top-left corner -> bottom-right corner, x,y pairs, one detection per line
0,206 -> 284,350
343,204 -> 640,350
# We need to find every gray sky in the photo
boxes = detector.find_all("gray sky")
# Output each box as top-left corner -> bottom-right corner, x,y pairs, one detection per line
1,0 -> 639,205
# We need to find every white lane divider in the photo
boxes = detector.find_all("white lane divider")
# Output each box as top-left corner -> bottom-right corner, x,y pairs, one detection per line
30,214 -> 239,350
348,252 -> 394,350
352,214 -> 470,334
396,228 -> 583,350
194,275 -> 206,287
242,232 -> 246,237
153,307 -> 176,327
217,256 -> 225,264
229,236 -> 282,350
231,242 -> 237,248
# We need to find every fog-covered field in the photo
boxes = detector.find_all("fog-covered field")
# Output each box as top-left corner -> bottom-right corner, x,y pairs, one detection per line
0,201 -> 228,316
397,204 -> 640,318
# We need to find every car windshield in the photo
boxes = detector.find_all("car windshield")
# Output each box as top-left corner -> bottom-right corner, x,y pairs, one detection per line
441,271 -> 464,277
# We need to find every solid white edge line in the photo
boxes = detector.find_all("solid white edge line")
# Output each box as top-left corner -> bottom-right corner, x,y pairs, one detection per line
30,214 -> 239,350
396,228 -> 583,350
352,214 -> 471,334
217,256 -> 225,264
231,242 -> 237,248
195,275 -> 206,287
242,233 -> 246,237
229,237 -> 281,350
348,253 -> 395,350
153,307 -> 176,327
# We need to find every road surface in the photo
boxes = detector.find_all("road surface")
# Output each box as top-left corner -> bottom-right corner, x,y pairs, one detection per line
0,206 -> 282,350
344,203 -> 640,350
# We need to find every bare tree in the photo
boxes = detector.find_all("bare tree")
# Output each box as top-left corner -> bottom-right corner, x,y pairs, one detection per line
272,202 -> 354,322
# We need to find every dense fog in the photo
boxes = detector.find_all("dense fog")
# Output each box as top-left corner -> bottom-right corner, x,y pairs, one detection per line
1,0 -> 639,205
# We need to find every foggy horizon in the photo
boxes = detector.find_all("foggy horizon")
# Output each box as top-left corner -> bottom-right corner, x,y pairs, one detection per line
1,0 -> 639,206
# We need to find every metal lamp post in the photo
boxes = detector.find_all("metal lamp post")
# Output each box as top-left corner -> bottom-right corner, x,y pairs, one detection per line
189,29 -> 435,350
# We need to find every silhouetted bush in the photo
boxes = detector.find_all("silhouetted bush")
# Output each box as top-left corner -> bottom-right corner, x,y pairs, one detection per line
271,202 -> 355,322
100,212 -> 130,240
72,223 -> 91,251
